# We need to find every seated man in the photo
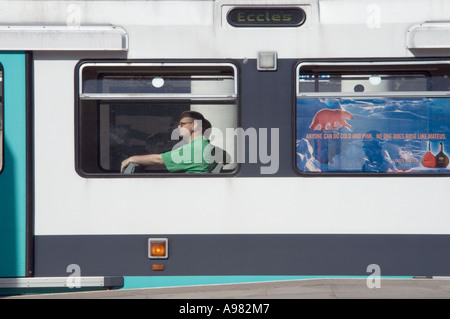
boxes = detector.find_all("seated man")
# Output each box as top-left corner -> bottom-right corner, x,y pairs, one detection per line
121,111 -> 218,173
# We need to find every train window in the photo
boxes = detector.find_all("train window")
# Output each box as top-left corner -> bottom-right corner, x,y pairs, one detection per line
76,62 -> 238,176
296,61 -> 450,174
0,69 -> 3,174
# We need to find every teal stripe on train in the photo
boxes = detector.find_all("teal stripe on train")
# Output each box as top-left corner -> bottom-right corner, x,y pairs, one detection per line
0,52 -> 27,277
122,276 -> 413,290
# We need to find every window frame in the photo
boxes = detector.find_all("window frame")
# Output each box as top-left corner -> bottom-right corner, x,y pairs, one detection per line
75,60 -> 240,178
295,59 -> 450,177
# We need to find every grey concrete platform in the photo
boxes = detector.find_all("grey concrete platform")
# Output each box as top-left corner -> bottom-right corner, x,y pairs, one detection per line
3,278 -> 450,299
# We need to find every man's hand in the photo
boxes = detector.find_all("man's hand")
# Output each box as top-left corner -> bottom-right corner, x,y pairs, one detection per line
121,157 -> 135,173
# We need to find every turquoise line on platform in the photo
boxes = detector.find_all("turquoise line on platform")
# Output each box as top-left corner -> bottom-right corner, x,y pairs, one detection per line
123,276 -> 413,290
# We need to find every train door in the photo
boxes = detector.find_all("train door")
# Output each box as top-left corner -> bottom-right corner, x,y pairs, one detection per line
0,52 -> 29,278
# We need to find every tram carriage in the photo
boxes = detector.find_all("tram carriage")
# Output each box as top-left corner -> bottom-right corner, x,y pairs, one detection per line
1,0 -> 450,292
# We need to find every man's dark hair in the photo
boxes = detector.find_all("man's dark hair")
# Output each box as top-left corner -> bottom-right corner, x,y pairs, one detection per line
180,111 -> 210,134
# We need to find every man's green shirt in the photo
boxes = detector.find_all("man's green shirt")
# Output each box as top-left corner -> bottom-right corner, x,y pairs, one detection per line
161,137 -> 216,173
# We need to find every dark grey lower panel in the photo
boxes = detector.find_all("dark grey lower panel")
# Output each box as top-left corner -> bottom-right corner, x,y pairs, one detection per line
34,234 -> 450,277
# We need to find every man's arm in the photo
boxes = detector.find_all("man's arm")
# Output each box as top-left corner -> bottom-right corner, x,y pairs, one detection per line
121,154 -> 164,172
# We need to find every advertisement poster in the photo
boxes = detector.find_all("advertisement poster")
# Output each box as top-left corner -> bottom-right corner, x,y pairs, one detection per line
296,98 -> 450,173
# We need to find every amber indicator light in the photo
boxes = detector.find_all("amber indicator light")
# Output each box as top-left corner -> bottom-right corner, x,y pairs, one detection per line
148,238 -> 168,259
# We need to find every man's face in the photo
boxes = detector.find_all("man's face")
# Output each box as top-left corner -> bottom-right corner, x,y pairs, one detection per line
178,116 -> 194,139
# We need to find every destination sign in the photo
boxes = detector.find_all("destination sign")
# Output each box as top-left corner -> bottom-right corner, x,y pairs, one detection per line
227,7 -> 306,27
